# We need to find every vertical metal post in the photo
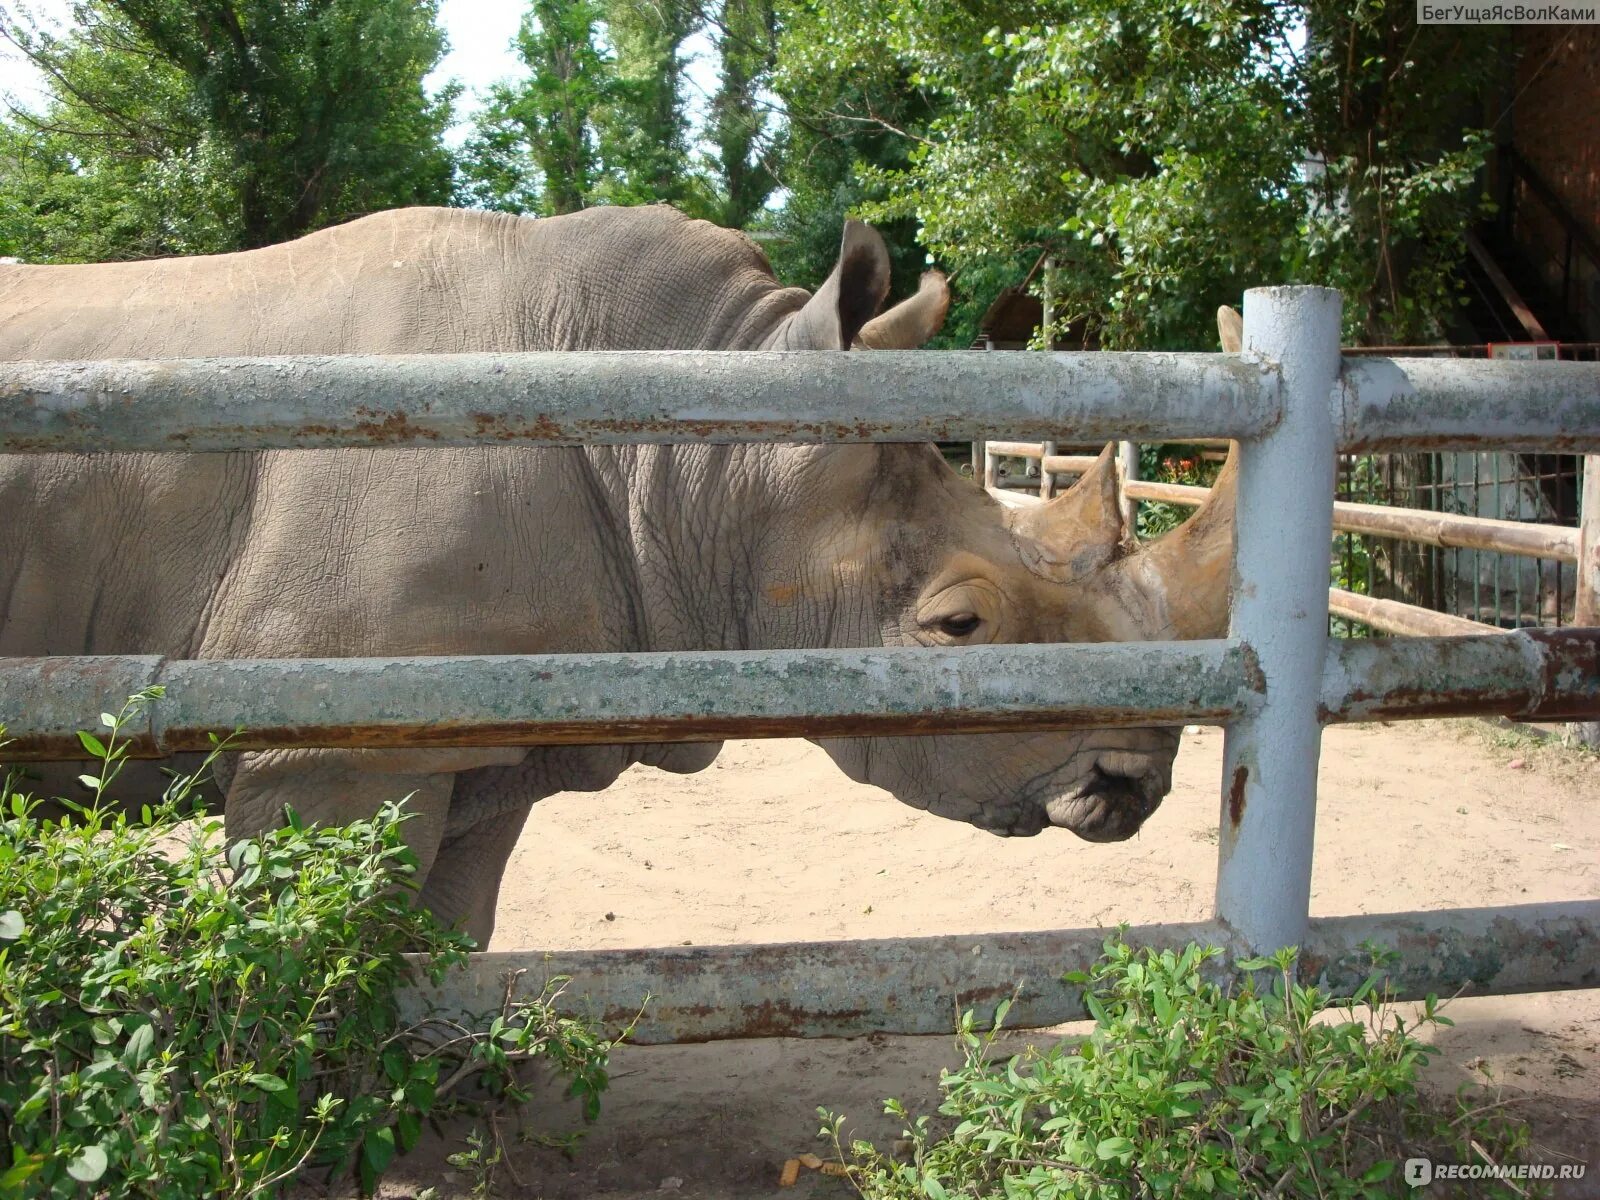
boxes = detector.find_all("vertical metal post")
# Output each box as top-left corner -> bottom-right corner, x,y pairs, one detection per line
1216,286 -> 1342,958
1036,260 -> 1057,499
1570,456 -> 1600,747
1118,440 -> 1139,530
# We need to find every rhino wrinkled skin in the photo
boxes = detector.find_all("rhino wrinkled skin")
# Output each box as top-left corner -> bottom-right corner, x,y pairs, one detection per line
0,205 -> 1232,944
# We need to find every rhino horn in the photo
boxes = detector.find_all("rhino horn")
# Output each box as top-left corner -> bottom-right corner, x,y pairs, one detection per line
855,271 -> 951,349
1013,444 -> 1134,582
1125,302 -> 1245,637
1127,443 -> 1238,639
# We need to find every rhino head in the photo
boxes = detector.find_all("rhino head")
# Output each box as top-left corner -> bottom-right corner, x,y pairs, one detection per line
797,440 -> 1237,841
761,224 -> 1238,840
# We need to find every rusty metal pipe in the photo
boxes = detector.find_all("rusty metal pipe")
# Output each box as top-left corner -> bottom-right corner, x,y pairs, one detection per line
1322,628 -> 1600,723
397,901 -> 1600,1043
1336,357 -> 1600,452
1216,287 -> 1343,961
0,641 -> 1257,761
0,351 -> 1278,453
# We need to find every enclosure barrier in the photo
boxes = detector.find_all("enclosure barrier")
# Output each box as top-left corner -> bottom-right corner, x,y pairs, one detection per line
3,286 -> 1599,1043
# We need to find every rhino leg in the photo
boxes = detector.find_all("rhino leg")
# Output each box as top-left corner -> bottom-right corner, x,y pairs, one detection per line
416,802 -> 534,946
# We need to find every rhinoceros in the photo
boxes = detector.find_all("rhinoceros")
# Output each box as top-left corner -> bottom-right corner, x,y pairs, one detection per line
0,205 -> 1234,943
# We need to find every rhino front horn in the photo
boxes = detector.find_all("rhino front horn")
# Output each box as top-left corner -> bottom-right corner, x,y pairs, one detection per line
855,271 -> 951,349
1013,444 -> 1134,582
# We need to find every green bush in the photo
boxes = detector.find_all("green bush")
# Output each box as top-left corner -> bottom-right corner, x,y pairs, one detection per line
826,939 -> 1541,1199
0,690 -> 621,1198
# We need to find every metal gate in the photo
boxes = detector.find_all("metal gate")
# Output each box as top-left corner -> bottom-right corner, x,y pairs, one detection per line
2,286 -> 1598,1043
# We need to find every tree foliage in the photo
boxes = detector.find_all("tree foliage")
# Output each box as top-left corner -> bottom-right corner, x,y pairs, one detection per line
773,0 -> 1504,347
460,0 -> 779,227
1,0 -> 1509,349
456,0 -> 611,215
0,0 -> 457,262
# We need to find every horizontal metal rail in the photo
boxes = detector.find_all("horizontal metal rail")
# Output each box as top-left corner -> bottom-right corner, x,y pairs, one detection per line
1319,629 -> 1599,722
1336,357 -> 1600,452
3,352 -> 1599,454
2,630 -> 1594,760
398,900 -> 1600,1043
0,642 -> 1255,758
0,351 -> 1277,452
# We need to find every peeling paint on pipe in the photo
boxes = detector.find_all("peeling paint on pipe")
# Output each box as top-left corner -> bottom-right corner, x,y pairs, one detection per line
5,630 -> 1596,761
397,902 -> 1599,1043
1335,357 -> 1600,452
0,641 -> 1256,760
0,351 -> 1278,453
1322,628 -> 1600,723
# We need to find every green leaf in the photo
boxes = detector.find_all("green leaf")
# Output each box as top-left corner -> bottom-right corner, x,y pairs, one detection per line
77,730 -> 107,757
0,910 -> 23,940
396,1109 -> 421,1152
1096,1136 -> 1134,1161
123,1022 -> 154,1068
248,1073 -> 289,1093
362,1125 -> 397,1179
67,1146 -> 108,1183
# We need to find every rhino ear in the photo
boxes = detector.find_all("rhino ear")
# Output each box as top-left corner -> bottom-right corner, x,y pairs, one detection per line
1217,305 -> 1244,353
784,220 -> 892,350
855,271 -> 951,349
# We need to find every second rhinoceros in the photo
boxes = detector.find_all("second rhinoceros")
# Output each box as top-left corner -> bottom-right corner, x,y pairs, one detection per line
0,204 -> 1235,943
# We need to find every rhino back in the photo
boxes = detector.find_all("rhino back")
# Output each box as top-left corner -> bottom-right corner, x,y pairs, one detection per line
0,205 -> 807,359
0,206 -> 809,661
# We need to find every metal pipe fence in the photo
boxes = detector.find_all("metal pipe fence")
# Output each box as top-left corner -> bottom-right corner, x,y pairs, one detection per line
2,286 -> 1599,1040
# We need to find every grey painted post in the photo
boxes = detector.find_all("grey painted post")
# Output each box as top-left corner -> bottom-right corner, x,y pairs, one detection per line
1215,286 -> 1343,957
1571,456 -> 1600,747
1118,439 -> 1139,529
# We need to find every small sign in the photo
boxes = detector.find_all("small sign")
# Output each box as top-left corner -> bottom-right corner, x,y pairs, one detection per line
1488,341 -> 1560,361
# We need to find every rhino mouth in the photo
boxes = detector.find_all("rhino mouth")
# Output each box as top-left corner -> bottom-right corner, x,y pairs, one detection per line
1041,752 -> 1173,842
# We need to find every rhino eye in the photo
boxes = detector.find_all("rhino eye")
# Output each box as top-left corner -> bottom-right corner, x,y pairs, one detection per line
935,612 -> 982,638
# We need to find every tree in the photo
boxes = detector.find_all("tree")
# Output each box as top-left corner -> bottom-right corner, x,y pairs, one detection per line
758,0 -> 933,309
456,0 -> 611,215
0,0 -> 457,261
705,0 -> 779,228
591,0 -> 711,212
771,0 -> 1505,347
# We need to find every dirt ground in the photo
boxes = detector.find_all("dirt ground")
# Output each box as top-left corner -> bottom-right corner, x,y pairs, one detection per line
327,720 -> 1599,1199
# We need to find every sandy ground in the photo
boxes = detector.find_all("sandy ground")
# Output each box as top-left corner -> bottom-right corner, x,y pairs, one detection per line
328,720 -> 1599,1199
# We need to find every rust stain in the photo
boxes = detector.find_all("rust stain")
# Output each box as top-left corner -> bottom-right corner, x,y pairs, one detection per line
765,583 -> 798,606
350,408 -> 441,443
3,700 -> 1242,761
1228,765 -> 1248,829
